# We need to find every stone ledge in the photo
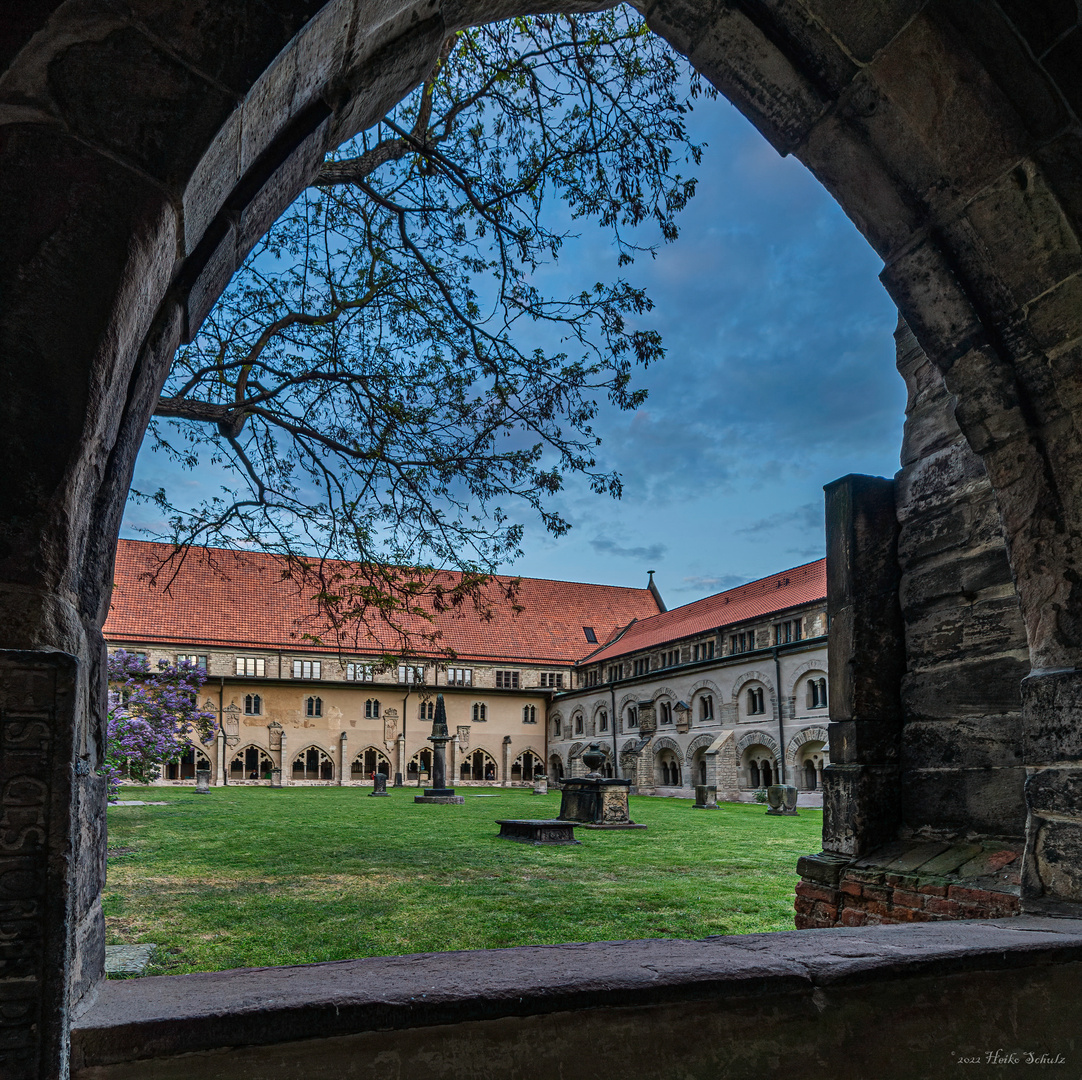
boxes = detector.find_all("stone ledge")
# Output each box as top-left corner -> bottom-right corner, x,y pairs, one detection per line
71,918 -> 1082,1071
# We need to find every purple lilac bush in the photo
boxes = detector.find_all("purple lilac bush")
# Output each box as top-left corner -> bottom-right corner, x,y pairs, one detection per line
105,649 -> 217,800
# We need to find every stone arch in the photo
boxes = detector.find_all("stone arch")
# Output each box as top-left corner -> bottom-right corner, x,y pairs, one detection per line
652,736 -> 682,756
684,733 -> 715,765
730,671 -> 775,703
651,686 -> 676,704
688,678 -> 721,698
351,744 -> 392,779
567,742 -> 585,761
459,745 -> 499,781
591,701 -> 612,732
12,0 -> 1082,1066
735,731 -> 781,759
786,726 -> 830,769
621,740 -> 639,754
617,694 -> 639,714
227,743 -> 272,781
291,744 -> 334,782
790,663 -> 827,699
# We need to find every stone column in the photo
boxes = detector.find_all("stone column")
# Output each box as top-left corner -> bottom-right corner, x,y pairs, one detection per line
448,734 -> 457,782
280,731 -> 290,785
338,732 -> 347,786
502,735 -> 512,786
216,728 -> 228,787
819,474 -> 904,859
396,733 -> 405,784
1022,674 -> 1082,906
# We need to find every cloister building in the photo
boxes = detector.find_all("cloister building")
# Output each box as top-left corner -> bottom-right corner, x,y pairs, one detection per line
104,540 -> 825,798
548,561 -> 828,800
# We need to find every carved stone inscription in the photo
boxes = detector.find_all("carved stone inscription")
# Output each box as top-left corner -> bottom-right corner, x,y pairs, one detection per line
383,708 -> 398,749
0,651 -> 77,1080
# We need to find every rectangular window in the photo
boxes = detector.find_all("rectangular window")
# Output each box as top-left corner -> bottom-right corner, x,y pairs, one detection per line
398,665 -> 423,684
773,620 -> 803,645
235,656 -> 266,677
292,659 -> 321,679
178,653 -> 208,671
661,648 -> 680,668
346,663 -> 374,682
693,642 -> 715,662
495,670 -> 520,689
633,658 -> 650,677
626,707 -> 638,729
730,632 -> 755,655
586,670 -> 599,687
447,667 -> 472,686
540,672 -> 565,689
606,665 -> 621,683
583,626 -> 598,644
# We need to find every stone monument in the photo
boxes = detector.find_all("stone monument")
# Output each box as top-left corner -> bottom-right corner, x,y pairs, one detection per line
693,784 -> 718,809
370,772 -> 389,797
269,767 -> 282,788
533,773 -> 548,796
766,784 -> 798,816
557,744 -> 645,830
194,769 -> 211,794
414,694 -> 464,805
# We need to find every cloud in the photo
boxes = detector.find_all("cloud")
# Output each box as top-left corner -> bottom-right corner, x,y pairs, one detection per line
737,502 -> 822,536
672,573 -> 750,594
589,536 -> 667,562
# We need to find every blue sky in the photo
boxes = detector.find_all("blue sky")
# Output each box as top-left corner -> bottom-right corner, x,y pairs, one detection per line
123,93 -> 906,606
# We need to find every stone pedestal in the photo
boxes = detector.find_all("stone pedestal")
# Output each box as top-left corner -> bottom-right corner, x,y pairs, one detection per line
533,776 -> 548,795
415,793 -> 465,804
194,769 -> 211,794
369,772 -> 389,797
269,767 -> 282,788
693,784 -> 717,809
557,778 -> 645,830
766,784 -> 798,816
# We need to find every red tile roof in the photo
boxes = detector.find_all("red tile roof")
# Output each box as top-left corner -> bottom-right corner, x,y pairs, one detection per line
104,539 -> 663,665
582,558 -> 827,664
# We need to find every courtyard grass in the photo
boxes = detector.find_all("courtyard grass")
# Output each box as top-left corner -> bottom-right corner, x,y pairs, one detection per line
104,786 -> 822,976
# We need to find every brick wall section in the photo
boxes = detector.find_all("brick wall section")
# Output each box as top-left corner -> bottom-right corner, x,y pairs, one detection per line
796,872 -> 1020,928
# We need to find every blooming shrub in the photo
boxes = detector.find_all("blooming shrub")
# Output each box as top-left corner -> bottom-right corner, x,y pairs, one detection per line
104,650 -> 217,800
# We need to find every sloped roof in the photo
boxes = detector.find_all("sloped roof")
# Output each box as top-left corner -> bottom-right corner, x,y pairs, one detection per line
583,558 -> 826,664
104,540 -> 663,665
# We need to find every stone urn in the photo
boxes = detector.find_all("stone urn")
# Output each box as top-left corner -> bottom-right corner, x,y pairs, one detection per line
581,744 -> 607,778
766,784 -> 799,816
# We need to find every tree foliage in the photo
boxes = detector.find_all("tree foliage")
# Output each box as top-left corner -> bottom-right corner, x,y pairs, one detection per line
136,10 -> 710,649
105,650 -> 217,799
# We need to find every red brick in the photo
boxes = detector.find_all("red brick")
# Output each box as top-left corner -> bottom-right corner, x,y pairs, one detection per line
860,884 -> 891,904
840,879 -> 862,898
891,889 -> 925,909
925,897 -> 960,916
884,873 -> 919,889
840,908 -> 867,926
917,883 -> 948,897
862,900 -> 891,918
847,869 -> 885,886
947,885 -> 998,905
796,882 -> 838,905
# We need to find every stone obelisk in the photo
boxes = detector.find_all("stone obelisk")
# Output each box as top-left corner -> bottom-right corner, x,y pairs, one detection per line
414,693 -> 465,804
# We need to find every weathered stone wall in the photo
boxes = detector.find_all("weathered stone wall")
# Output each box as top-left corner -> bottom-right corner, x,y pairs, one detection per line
798,320 -> 1030,928
894,320 -> 1030,843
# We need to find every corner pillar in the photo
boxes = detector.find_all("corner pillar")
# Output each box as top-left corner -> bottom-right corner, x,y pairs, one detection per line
339,732 -> 347,786
819,474 -> 904,859
501,735 -> 512,786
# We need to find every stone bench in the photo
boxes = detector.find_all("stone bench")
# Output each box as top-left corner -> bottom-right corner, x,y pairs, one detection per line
495,819 -> 580,845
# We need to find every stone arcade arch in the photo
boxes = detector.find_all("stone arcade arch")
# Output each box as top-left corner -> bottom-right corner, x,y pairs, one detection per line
9,1 -> 1082,1074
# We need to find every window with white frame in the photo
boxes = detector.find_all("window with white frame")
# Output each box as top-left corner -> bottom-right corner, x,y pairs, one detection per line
398,664 -> 424,684
495,670 -> 520,689
447,667 -> 472,686
540,672 -> 564,689
292,659 -> 321,679
346,663 -> 373,682
236,656 -> 266,677
178,653 -> 208,671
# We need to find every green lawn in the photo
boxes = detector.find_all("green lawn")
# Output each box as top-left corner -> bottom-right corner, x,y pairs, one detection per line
104,787 -> 822,976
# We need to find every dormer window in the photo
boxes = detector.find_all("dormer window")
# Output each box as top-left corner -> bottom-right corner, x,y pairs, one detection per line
583,626 -> 598,643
